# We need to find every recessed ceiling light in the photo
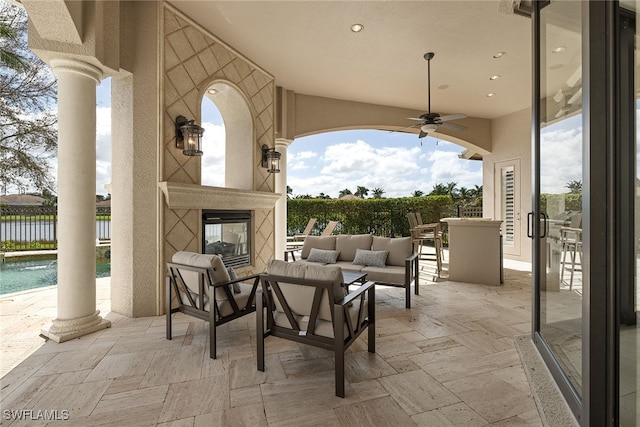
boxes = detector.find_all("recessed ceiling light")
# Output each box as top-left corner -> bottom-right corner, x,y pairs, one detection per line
207,88 -> 218,95
489,75 -> 501,80
486,93 -> 495,97
350,23 -> 364,33
552,46 -> 567,53
492,51 -> 506,59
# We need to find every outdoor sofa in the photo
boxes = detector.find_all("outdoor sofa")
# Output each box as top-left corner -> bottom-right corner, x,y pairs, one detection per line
293,234 -> 419,308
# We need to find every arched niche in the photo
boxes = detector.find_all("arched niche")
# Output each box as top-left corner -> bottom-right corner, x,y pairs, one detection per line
202,81 -> 254,190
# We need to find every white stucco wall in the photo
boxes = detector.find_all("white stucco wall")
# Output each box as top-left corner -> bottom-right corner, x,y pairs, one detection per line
484,107 -> 532,263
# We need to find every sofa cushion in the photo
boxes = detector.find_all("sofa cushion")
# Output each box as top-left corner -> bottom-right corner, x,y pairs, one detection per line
301,236 -> 336,259
353,249 -> 389,267
172,251 -> 231,301
307,248 -> 340,264
372,236 -> 413,266
266,259 -> 345,321
361,265 -> 405,285
334,261 -> 364,273
336,234 -> 373,261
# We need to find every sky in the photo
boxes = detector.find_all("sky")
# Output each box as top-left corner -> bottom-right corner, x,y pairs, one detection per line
91,77 -> 483,198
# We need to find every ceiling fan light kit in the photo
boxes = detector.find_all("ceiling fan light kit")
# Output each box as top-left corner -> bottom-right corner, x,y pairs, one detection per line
403,52 -> 468,140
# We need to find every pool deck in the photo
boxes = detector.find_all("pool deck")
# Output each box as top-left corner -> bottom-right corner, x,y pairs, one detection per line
0,277 -> 111,378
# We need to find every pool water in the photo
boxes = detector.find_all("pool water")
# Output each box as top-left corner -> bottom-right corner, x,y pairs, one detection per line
0,258 -> 111,295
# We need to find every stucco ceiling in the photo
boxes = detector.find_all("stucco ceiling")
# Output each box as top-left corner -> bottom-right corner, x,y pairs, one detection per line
169,1 -> 532,121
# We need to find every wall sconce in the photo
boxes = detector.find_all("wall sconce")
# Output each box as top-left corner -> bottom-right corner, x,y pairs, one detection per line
261,144 -> 281,173
175,115 -> 204,156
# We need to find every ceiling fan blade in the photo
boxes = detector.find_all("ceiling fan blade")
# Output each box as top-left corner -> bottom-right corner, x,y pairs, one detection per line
440,121 -> 467,132
407,117 -> 425,121
389,123 -> 422,134
438,113 -> 466,122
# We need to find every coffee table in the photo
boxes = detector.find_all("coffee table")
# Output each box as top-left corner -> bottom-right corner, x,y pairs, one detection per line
342,271 -> 368,291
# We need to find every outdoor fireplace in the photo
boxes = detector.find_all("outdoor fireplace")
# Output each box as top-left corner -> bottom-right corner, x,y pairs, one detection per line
202,210 -> 251,268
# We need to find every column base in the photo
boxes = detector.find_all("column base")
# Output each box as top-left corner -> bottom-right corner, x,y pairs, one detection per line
41,310 -> 111,343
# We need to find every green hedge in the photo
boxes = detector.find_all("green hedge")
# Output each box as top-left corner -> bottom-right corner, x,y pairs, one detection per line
287,196 -> 456,237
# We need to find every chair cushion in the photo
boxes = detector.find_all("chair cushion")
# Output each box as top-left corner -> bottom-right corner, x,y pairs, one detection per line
273,301 -> 367,339
307,248 -> 340,264
353,249 -> 388,267
301,236 -> 336,259
266,259 -> 345,321
362,265 -> 405,285
172,251 -> 231,301
372,236 -> 412,266
335,234 -> 373,261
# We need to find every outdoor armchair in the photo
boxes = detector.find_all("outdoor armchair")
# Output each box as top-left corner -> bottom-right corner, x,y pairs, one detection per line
257,259 -> 375,398
166,251 -> 260,359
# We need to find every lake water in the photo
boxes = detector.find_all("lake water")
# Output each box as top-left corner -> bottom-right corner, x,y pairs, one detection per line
0,258 -> 111,295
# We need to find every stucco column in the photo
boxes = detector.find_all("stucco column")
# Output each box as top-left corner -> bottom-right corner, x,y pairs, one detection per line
41,58 -> 111,342
274,139 -> 292,260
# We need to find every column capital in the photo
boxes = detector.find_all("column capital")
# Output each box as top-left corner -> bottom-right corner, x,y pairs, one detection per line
50,57 -> 103,84
275,138 -> 293,150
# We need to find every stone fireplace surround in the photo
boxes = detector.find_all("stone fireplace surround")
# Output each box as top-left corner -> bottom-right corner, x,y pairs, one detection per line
160,182 -> 280,277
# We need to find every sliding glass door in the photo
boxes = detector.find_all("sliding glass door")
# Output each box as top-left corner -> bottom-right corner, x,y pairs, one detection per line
534,0 -> 584,412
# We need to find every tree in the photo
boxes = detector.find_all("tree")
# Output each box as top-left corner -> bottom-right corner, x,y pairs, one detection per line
0,3 -> 58,193
338,188 -> 352,198
412,190 -> 424,197
566,180 -> 582,194
372,188 -> 385,198
317,192 -> 331,199
429,183 -> 449,196
354,186 -> 369,198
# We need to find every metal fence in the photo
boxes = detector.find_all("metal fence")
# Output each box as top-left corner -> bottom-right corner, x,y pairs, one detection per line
0,205 -> 111,251
458,205 -> 483,217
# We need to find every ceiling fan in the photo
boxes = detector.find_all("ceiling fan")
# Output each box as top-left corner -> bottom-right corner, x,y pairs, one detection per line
406,52 -> 468,139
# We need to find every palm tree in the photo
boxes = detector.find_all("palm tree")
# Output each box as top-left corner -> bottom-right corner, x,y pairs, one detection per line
566,180 -> 582,194
412,190 -> 424,197
429,183 -> 448,196
354,186 -> 369,198
338,188 -> 352,198
372,188 -> 385,198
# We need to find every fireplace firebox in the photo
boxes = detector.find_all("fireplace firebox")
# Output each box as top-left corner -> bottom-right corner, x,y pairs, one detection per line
202,210 -> 251,268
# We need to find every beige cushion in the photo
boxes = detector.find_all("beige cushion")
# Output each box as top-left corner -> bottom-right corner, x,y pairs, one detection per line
273,301 -> 367,339
361,265 -> 406,285
334,261 -> 363,273
266,259 -> 345,321
335,234 -> 373,261
372,236 -> 412,266
172,251 -> 231,301
301,236 -> 336,259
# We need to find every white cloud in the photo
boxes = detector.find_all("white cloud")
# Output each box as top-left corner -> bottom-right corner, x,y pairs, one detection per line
96,106 -> 112,195
200,123 -> 226,187
540,125 -> 582,194
286,138 -> 481,198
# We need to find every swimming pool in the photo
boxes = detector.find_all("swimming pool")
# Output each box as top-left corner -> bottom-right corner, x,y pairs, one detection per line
0,258 -> 110,295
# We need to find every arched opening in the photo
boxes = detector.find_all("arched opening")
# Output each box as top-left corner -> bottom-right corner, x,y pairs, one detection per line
201,81 -> 253,190
287,129 -> 482,199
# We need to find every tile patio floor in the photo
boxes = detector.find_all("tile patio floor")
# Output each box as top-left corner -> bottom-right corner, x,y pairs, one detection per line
0,257 -> 546,426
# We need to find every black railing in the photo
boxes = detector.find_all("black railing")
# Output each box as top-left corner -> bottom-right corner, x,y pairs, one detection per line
0,205 -> 111,251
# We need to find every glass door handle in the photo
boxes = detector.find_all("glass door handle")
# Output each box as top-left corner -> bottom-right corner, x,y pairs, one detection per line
527,212 -> 534,238
540,212 -> 548,238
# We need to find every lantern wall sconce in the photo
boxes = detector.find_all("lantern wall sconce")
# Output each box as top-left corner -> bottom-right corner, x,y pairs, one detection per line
175,115 -> 205,156
261,144 -> 281,173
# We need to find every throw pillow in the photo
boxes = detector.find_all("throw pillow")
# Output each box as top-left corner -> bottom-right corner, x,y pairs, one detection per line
307,248 -> 340,264
352,248 -> 389,267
